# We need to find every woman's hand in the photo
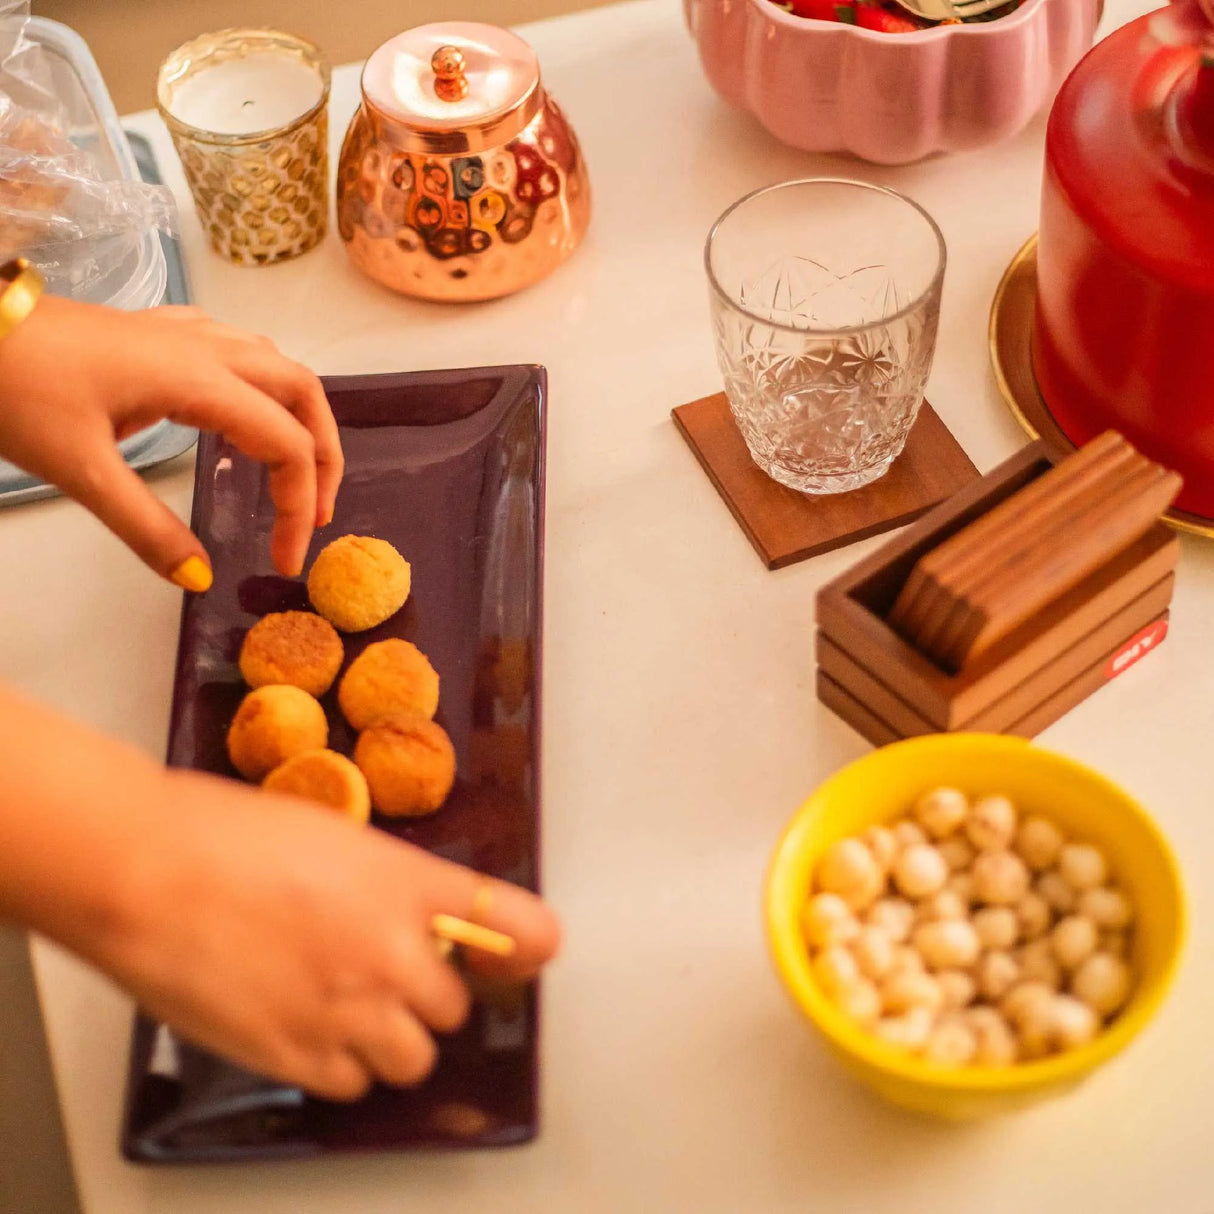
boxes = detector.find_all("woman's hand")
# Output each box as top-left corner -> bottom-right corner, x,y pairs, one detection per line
99,769 -> 560,1099
0,295 -> 342,584
0,683 -> 560,1100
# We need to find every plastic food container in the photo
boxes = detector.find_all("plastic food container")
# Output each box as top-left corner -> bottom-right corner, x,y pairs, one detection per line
0,17 -> 178,503
15,17 -> 166,310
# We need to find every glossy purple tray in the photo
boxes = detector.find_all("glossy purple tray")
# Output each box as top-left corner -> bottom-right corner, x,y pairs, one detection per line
121,365 -> 546,1164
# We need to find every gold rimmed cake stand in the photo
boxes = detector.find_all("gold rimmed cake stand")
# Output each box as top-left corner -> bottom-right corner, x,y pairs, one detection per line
988,234 -> 1214,540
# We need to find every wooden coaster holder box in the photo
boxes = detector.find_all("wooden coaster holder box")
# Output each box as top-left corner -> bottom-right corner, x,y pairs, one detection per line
815,442 -> 1179,746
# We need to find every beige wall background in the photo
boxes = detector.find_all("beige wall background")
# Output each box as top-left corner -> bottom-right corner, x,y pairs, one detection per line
31,0 -> 610,113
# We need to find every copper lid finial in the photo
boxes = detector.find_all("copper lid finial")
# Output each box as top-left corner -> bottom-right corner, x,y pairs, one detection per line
432,45 -> 469,102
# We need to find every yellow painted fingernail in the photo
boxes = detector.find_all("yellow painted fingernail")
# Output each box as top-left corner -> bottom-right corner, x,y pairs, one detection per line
169,555 -> 213,593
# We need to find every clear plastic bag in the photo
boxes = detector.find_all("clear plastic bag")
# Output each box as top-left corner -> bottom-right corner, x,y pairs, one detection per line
0,0 -> 178,300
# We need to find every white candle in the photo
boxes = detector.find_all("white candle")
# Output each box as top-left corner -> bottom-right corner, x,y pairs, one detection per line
167,52 -> 323,135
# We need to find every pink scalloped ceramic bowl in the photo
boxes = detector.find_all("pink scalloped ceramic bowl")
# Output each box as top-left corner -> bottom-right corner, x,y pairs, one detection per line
684,0 -> 1102,163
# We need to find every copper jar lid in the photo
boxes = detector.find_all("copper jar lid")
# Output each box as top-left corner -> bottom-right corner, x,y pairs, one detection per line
359,22 -> 541,155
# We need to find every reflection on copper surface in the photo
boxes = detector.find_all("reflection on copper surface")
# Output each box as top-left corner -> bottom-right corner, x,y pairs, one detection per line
337,93 -> 590,301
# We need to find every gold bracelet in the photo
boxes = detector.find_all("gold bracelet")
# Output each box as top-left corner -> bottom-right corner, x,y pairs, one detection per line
0,258 -> 45,343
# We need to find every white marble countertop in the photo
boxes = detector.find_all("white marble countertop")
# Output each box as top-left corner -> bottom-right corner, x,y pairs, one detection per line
9,0 -> 1214,1209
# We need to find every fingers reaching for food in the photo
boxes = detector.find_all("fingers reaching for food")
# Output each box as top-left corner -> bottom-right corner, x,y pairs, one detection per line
0,293 -> 343,583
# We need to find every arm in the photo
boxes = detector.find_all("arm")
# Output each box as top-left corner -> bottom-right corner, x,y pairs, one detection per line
0,680 -> 560,1099
0,289 -> 560,1096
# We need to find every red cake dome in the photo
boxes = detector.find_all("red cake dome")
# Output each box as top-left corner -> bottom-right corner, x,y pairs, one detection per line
1032,0 -> 1214,516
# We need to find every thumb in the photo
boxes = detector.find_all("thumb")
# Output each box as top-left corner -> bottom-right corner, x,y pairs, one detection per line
65,447 -> 213,592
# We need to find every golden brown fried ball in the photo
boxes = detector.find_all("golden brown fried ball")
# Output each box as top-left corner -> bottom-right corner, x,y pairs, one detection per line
307,535 -> 411,633
239,611 -> 344,697
338,638 -> 440,731
262,749 -> 371,825
353,712 -> 456,816
226,685 -> 328,781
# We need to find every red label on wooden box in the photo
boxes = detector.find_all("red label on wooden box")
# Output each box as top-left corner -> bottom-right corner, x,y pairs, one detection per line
1105,619 -> 1169,680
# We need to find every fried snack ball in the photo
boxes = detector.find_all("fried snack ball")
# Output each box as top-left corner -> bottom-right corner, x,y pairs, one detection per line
353,712 -> 456,817
338,638 -> 440,731
239,611 -> 344,697
262,748 -> 371,825
226,685 -> 328,781
307,535 -> 411,633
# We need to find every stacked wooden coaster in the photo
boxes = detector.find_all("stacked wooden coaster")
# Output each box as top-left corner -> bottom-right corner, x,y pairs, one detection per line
816,435 -> 1181,746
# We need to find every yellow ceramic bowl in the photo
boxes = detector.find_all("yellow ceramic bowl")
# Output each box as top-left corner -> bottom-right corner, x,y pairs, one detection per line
766,733 -> 1185,1119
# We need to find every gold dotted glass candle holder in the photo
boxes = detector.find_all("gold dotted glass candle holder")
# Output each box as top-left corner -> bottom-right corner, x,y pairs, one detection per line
157,29 -> 330,266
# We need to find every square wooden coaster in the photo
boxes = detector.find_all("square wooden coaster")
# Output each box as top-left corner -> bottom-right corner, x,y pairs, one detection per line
672,392 -> 979,570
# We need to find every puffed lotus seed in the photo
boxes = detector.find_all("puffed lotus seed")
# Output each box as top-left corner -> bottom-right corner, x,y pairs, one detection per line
800,795 -> 1138,1069
865,897 -> 916,944
862,825 -> 899,874
1017,1017 -> 1054,1061
1015,890 -> 1053,940
963,1005 -> 1005,1034
1058,842 -> 1109,892
965,1007 -> 1019,1066
1049,994 -> 1100,1050
937,969 -> 977,1011
938,835 -> 976,872
966,794 -> 1018,852
817,838 -> 885,910
971,850 -> 1031,905
1014,815 -> 1065,871
1000,980 -> 1058,1029
892,820 -> 928,851
830,977 -> 882,1027
881,968 -> 944,1016
972,906 -> 1020,951
945,871 -> 976,905
923,1017 -> 978,1066
1071,952 -> 1132,1017
1017,938 -> 1063,990
872,1007 -> 934,1052
893,844 -> 949,899
1051,914 -> 1099,971
913,787 -> 969,839
1036,869 -> 1078,915
852,925 -> 896,981
912,919 -> 981,970
886,944 -> 927,978
915,889 -> 968,923
802,893 -> 861,949
975,950 -> 1021,1002
813,945 -> 860,993
1003,983 -> 1056,1058
1078,886 -> 1133,930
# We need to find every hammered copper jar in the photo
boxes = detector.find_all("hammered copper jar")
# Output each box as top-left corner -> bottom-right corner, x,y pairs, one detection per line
336,22 -> 591,302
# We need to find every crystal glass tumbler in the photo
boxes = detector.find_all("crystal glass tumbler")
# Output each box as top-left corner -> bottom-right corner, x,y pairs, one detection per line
706,179 -> 946,494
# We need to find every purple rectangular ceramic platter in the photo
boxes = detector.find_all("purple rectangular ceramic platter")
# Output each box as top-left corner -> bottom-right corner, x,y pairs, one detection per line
121,365 -> 546,1164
